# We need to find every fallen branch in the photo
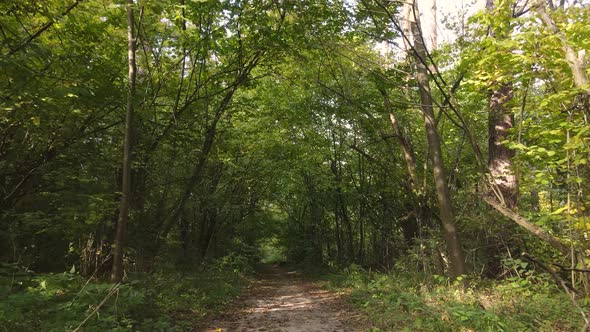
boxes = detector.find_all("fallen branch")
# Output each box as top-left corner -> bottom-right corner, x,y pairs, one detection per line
73,283 -> 120,332
522,253 -> 589,330
521,253 -> 579,294
481,195 -> 570,257
551,262 -> 590,274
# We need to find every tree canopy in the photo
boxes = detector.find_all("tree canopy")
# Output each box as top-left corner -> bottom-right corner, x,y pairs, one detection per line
1,0 -> 590,330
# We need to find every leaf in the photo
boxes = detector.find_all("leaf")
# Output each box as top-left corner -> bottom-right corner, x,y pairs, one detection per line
550,206 -> 567,215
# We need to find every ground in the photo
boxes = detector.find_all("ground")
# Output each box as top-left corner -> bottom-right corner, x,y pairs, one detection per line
202,265 -> 371,332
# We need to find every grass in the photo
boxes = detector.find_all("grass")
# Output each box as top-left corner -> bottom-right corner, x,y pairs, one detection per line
319,264 -> 587,331
0,255 -> 251,331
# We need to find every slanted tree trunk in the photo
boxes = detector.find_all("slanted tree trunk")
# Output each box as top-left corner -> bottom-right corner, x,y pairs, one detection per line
482,196 -> 570,256
111,0 -> 137,283
533,0 -> 588,93
407,0 -> 466,278
381,89 -> 422,246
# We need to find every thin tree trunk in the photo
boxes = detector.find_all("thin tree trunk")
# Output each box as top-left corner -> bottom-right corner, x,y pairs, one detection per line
334,204 -> 343,264
111,0 -> 137,283
386,106 -> 418,186
339,191 -> 354,260
408,1 -> 466,277
155,55 -> 260,249
310,193 -> 323,263
199,211 -> 217,260
381,89 -> 425,246
358,204 -> 365,263
303,172 -> 323,263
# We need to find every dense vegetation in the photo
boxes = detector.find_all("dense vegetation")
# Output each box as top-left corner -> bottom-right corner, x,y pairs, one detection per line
1,0 -> 589,330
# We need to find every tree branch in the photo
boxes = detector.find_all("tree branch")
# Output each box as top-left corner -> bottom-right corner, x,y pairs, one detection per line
5,0 -> 83,57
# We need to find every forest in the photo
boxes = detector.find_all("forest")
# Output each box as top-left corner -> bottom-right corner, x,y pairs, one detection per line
1,0 -> 589,330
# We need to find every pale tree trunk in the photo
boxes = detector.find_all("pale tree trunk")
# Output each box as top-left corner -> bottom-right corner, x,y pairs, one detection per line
111,0 -> 137,283
430,0 -> 436,50
533,0 -> 588,93
407,0 -> 466,278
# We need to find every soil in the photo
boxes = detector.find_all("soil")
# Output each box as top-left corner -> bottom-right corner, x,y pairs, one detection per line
202,265 -> 370,332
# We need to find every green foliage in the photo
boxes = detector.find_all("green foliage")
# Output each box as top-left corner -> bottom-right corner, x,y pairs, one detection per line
1,0 -> 589,330
0,254 -> 251,331
322,266 -> 585,331
260,238 -> 287,264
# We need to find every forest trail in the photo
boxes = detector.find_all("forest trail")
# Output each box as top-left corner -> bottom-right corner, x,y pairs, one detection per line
203,265 -> 370,332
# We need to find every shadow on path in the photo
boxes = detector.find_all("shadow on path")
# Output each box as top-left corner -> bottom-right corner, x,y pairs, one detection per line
202,264 -> 369,332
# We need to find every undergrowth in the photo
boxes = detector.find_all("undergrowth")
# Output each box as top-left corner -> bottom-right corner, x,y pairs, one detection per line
0,254 -> 251,331
322,264 -> 587,331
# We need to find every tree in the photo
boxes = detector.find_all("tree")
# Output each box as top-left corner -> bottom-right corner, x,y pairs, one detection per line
405,0 -> 466,278
486,0 -> 518,209
111,0 -> 139,283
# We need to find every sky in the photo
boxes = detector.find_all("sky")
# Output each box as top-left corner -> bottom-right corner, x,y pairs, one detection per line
417,0 -> 486,49
373,0 -> 486,58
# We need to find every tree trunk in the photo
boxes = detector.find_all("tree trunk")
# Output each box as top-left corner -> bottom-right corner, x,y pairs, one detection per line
357,153 -> 366,263
488,83 -> 518,208
485,1 -> 518,209
334,203 -> 343,265
304,173 -> 323,264
533,0 -> 589,93
111,0 -> 137,283
199,211 -> 217,260
310,195 -> 323,263
408,1 -> 466,278
381,89 -> 426,246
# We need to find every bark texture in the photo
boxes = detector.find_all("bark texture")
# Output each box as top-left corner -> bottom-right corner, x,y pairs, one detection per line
488,83 -> 518,208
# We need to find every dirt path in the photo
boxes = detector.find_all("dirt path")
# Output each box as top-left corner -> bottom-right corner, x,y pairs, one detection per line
203,265 -> 370,332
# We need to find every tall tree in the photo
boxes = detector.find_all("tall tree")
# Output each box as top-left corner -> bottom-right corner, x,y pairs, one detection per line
112,0 -> 139,283
405,0 -> 466,277
486,0 -> 518,209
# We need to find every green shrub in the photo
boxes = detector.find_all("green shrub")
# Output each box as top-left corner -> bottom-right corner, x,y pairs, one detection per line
324,266 -> 587,331
0,259 -> 251,331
